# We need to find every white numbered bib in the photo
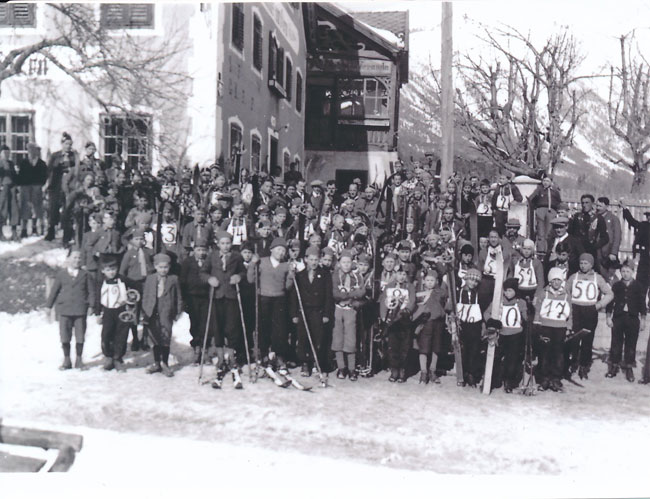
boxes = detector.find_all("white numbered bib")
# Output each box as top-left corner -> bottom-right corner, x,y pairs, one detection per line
477,202 -> 492,216
501,304 -> 522,328
457,302 -> 482,323
210,191 -> 221,206
100,281 -> 127,308
328,236 -> 345,256
416,290 -> 432,306
571,275 -> 599,306
515,261 -> 537,289
540,294 -> 570,321
385,287 -> 409,310
160,223 -> 178,245
227,220 -> 247,246
144,231 -> 154,249
161,185 -> 178,201
484,253 -> 497,277
319,214 -> 331,232
496,194 -> 510,210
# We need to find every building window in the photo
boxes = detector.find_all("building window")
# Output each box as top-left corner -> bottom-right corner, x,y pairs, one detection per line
268,33 -> 278,81
0,3 -> 36,28
0,113 -> 33,163
250,134 -> 261,172
231,3 -> 244,52
229,123 -> 243,166
276,46 -> 285,88
285,58 -> 293,102
100,4 -> 154,29
296,72 -> 303,112
338,77 -> 389,118
253,14 -> 263,71
101,114 -> 151,169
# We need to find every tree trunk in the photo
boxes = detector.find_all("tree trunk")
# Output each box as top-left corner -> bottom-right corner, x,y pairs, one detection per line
631,166 -> 647,193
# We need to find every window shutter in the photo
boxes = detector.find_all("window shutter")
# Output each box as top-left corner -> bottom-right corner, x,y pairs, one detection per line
0,5 -> 8,25
296,73 -> 303,112
102,4 -> 153,29
231,3 -> 244,51
128,4 -> 154,28
0,3 -> 35,27
285,59 -> 292,102
101,4 -> 127,28
268,32 -> 277,81
276,47 -> 284,87
253,16 -> 263,70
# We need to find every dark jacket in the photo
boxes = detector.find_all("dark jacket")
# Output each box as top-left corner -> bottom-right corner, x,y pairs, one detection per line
290,267 -> 334,320
120,246 -> 154,284
528,185 -> 562,211
544,233 -> 584,276
15,158 -> 47,186
622,208 -> 650,257
606,279 -> 647,318
568,211 -> 609,255
179,256 -> 210,298
199,249 -> 246,300
141,273 -> 183,328
46,268 -> 95,316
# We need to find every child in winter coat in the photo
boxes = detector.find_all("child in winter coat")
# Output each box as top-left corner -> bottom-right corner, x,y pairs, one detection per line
379,267 -> 416,383
533,267 -> 573,392
332,250 -> 366,380
484,278 -> 528,393
412,268 -> 448,384
605,260 -> 646,382
95,254 -> 130,372
46,248 -> 96,370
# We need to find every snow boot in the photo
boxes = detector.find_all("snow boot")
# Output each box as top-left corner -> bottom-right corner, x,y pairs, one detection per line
336,368 -> 348,380
131,338 -> 141,352
397,368 -> 407,383
59,356 -> 72,370
74,356 -> 87,370
419,370 -> 429,384
578,366 -> 589,380
466,373 -> 476,387
550,379 -> 564,393
504,381 -> 512,394
193,346 -> 202,365
348,369 -> 358,381
388,369 -> 399,382
103,358 -> 115,371
232,369 -> 243,389
114,360 -> 127,373
211,369 -> 225,389
625,367 -> 635,383
429,370 -> 441,384
20,227 -> 28,239
146,362 -> 162,374
301,363 -> 311,377
161,363 -> 174,378
605,364 -> 618,378
537,378 -> 550,391
11,227 -> 19,242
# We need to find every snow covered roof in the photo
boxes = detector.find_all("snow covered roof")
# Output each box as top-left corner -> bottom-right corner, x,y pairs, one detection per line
352,10 -> 409,50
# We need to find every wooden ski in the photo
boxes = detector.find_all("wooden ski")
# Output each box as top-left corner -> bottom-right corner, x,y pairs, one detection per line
446,261 -> 465,386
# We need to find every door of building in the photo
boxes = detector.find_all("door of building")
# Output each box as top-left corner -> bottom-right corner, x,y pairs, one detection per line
335,169 -> 368,192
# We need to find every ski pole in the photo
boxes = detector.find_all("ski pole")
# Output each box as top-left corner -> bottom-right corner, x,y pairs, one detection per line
198,286 -> 215,384
235,283 -> 253,382
253,262 -> 260,381
292,275 -> 328,388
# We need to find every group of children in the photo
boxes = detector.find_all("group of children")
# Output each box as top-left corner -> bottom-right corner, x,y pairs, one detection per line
41,160 -> 650,394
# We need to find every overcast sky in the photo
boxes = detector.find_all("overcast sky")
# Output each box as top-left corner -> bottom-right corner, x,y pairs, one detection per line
339,1 -> 650,90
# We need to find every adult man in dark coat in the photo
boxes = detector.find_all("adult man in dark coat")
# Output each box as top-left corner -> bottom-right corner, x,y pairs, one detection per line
44,132 -> 79,241
544,216 -> 584,277
620,200 -> 650,297
568,194 -> 609,270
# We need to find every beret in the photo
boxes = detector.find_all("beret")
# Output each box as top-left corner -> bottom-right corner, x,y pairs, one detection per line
153,253 -> 171,265
270,237 -> 287,250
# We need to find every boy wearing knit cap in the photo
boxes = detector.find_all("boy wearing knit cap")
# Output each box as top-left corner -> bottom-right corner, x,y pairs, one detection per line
484,278 -> 528,393
452,267 -> 486,387
605,260 -> 646,382
290,246 -> 334,377
379,266 -> 416,382
533,268 -> 573,392
332,249 -> 366,380
564,253 -> 613,380
141,252 -> 183,377
247,237 -> 295,371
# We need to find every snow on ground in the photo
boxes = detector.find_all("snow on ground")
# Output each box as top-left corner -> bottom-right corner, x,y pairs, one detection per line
0,237 -> 67,267
1,309 -> 650,488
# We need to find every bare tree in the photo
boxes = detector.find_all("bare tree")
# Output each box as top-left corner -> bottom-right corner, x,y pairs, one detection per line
607,32 -> 650,193
0,3 -> 192,167
456,25 -> 588,177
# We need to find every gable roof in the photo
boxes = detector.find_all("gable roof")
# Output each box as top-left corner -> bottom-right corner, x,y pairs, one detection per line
352,10 -> 409,51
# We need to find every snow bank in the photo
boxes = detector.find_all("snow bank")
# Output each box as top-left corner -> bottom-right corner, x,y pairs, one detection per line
0,237 -> 67,267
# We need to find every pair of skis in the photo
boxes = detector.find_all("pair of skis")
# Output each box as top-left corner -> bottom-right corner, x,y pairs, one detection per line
263,366 -> 312,391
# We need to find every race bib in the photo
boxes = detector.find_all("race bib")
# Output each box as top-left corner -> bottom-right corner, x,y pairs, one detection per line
515,262 -> 537,289
160,223 -> 178,245
385,287 -> 409,310
571,278 -> 599,306
501,304 -> 522,328
540,296 -> 570,321
101,281 -> 127,308
477,202 -> 492,216
484,254 -> 497,277
496,194 -> 510,211
456,302 -> 482,323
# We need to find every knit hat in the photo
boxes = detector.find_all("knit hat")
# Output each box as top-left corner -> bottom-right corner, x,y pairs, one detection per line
339,249 -> 353,260
460,243 -> 474,256
240,241 -> 254,252
270,237 -> 287,250
464,268 -> 482,285
356,253 -> 371,264
548,267 -> 565,282
153,253 -> 171,265
305,246 -> 320,258
99,254 -> 119,269
579,253 -> 594,265
321,247 -> 334,257
288,239 -> 301,250
131,228 -> 145,239
216,230 -> 232,241
522,239 -> 535,250
503,278 -> 519,293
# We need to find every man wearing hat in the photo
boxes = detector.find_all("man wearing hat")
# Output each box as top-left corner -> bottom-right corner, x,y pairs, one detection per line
247,237 -> 295,372
568,194 -> 609,270
564,253 -> 613,380
544,216 -> 584,277
141,252 -> 183,377
309,179 -> 325,212
290,246 -> 334,377
179,233 -> 212,364
353,185 -> 377,214
504,218 -> 525,253
528,175 -> 562,254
